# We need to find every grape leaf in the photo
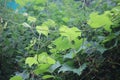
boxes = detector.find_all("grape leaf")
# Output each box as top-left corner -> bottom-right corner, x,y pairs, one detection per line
88,12 -> 112,32
34,52 -> 56,64
34,64 -> 50,75
52,37 -> 72,51
36,26 -> 49,36
28,16 -> 36,22
59,25 -> 81,40
25,57 -> 38,67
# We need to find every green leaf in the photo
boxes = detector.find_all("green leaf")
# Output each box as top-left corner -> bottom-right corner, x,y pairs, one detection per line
63,51 -> 76,59
15,0 -> 26,6
58,63 -> 87,76
88,12 -> 112,32
34,52 -> 48,63
33,6 -> 45,11
62,17 -> 70,22
36,26 -> 49,36
34,64 -> 50,75
49,61 -> 61,73
102,33 -> 115,43
25,57 -> 38,67
51,36 -> 84,52
42,75 -> 54,79
72,63 -> 87,76
28,16 -> 36,22
35,0 -> 47,4
15,0 -> 33,6
10,75 -> 22,80
22,22 -> 31,28
34,52 -> 56,64
59,25 -> 81,40
47,56 -> 56,64
58,64 -> 73,73
52,37 -> 72,51
73,38 -> 85,50
42,19 -> 56,28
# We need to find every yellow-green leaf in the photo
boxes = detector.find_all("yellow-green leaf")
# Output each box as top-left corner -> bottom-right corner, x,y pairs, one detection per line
36,26 -> 49,36
25,57 -> 38,67
47,56 -> 56,64
59,25 -> 81,41
10,75 -> 22,80
88,12 -> 112,32
28,16 -> 36,22
42,19 -> 56,28
34,64 -> 50,75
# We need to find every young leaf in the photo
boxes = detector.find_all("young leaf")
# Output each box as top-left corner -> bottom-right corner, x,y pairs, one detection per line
25,57 -> 38,67
88,12 -> 112,32
35,52 -> 48,63
36,26 -> 49,36
59,25 -> 81,40
42,19 -> 56,28
34,52 -> 56,64
34,64 -> 50,75
52,37 -> 72,51
28,16 -> 36,22
47,56 -> 56,64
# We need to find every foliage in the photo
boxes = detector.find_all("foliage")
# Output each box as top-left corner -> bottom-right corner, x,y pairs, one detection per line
0,0 -> 120,80
10,75 -> 23,80
88,12 -> 112,31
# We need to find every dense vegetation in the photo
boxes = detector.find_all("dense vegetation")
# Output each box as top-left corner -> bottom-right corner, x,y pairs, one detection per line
0,0 -> 120,80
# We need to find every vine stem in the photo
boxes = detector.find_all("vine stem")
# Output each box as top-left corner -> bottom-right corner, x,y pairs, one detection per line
108,61 -> 120,66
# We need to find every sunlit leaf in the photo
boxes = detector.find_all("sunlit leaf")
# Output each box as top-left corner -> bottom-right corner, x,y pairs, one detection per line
15,0 -> 26,6
88,12 -> 112,32
34,52 -> 48,63
15,0 -> 33,6
34,52 -> 56,64
35,0 -> 47,4
42,19 -> 56,28
73,38 -> 85,50
28,16 -> 36,22
59,25 -> 81,40
52,37 -> 72,51
10,75 -> 22,80
22,22 -> 31,28
62,17 -> 70,22
34,64 -> 50,75
33,6 -> 45,11
25,57 -> 38,67
36,26 -> 49,36
47,56 -> 56,64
